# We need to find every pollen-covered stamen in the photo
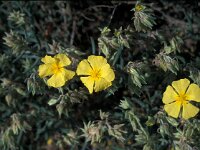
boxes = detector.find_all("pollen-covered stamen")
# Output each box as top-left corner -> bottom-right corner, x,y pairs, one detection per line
52,62 -> 63,74
90,69 -> 101,80
176,93 -> 188,104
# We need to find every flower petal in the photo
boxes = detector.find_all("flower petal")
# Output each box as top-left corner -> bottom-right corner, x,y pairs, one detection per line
162,85 -> 178,104
88,55 -> 107,70
38,64 -> 54,78
182,102 -> 199,120
94,78 -> 111,92
63,69 -> 75,81
186,83 -> 200,102
100,64 -> 115,82
55,54 -> 71,67
80,77 -> 94,94
164,101 -> 181,118
41,55 -> 55,64
47,72 -> 66,88
76,59 -> 93,76
172,78 -> 190,94
47,68 -> 74,88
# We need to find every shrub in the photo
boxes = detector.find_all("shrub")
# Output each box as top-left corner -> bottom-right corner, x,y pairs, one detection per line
1,1 -> 200,150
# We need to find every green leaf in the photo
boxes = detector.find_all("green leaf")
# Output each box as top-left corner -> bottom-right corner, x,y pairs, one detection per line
48,98 -> 59,106
166,117 -> 179,127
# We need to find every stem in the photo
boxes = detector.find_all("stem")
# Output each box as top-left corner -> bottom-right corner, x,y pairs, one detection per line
90,36 -> 96,55
58,87 -> 64,95
81,140 -> 88,150
135,116 -> 148,138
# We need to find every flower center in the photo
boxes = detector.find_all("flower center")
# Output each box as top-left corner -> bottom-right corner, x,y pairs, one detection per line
90,69 -> 101,80
176,93 -> 187,104
52,62 -> 63,74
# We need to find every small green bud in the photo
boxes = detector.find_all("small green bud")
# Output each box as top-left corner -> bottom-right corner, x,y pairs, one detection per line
145,116 -> 155,126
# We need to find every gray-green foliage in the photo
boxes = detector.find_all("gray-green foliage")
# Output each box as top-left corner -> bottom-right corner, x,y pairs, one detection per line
3,30 -> 28,55
1,1 -> 200,150
81,110 -> 126,144
8,11 -> 25,26
132,3 -> 156,32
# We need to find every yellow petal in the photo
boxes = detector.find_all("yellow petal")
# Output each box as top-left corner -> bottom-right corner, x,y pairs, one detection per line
88,55 -> 107,70
55,54 -> 71,67
76,59 -> 93,75
41,55 -> 55,64
162,85 -> 178,104
94,78 -> 111,92
182,102 -> 199,120
38,64 -> 54,78
100,64 -> 115,82
186,83 -> 200,102
63,69 -> 75,81
164,101 -> 181,118
172,78 -> 190,94
47,72 -> 66,88
80,77 -> 94,94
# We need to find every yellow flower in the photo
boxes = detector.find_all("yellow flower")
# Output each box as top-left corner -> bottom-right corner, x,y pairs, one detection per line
76,55 -> 115,94
135,4 -> 144,12
162,78 -> 200,119
47,138 -> 53,145
38,54 -> 75,88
